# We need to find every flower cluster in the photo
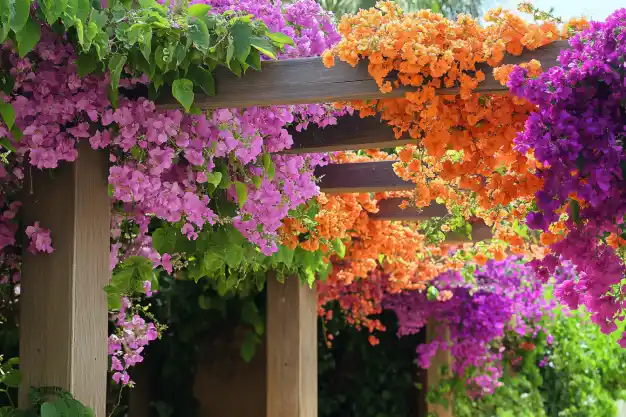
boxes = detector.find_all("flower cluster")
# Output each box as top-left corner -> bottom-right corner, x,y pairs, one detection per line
108,297 -> 159,386
385,257 -> 572,396
321,2 -> 588,253
0,0 -> 346,384
509,9 -> 626,344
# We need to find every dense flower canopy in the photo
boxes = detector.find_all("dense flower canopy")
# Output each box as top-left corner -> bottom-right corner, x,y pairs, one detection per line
0,0 -> 625,401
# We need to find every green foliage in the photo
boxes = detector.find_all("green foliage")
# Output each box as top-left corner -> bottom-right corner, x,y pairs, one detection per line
319,307 -> 424,417
0,356 -> 93,417
540,309 -> 626,417
18,0 -> 293,110
105,255 -> 158,309
451,307 -> 626,417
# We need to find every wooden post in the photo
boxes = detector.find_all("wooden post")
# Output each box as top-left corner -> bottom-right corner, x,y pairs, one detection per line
266,275 -> 317,417
426,320 -> 454,417
20,143 -> 110,416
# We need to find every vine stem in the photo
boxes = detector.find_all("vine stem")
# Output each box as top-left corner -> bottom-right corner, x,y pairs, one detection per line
108,387 -> 124,417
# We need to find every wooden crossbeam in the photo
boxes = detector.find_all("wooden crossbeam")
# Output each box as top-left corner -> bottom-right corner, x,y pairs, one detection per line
372,198 -> 493,242
155,41 -> 567,110
316,161 -> 412,193
282,113 -> 415,154
371,198 -> 448,221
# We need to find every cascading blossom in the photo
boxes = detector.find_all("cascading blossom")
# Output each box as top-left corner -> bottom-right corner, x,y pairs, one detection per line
384,257 -> 572,396
0,0 -> 346,384
509,8 -> 626,344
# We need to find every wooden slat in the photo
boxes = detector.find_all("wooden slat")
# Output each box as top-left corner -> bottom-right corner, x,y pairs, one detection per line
317,161 -> 413,193
371,198 -> 449,221
155,41 -> 567,110
267,275 -> 317,417
282,113 -> 416,155
20,143 -> 110,415
372,198 -> 494,241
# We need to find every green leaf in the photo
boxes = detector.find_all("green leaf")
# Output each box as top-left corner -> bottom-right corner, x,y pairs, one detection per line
74,18 -> 84,46
16,18 -> 41,57
0,138 -> 15,152
172,78 -> 194,112
0,103 -> 15,130
251,175 -> 262,189
41,0 -> 67,25
273,245 -> 294,267
266,157 -> 275,180
304,268 -> 315,286
40,403 -> 58,417
188,3 -> 211,17
0,0 -> 10,28
76,54 -> 97,77
246,48 -> 261,71
187,65 -> 215,96
267,31 -> 294,46
231,21 -> 252,64
205,171 -> 222,187
2,369 -> 20,388
241,301 -> 264,334
250,36 -> 277,59
108,53 -> 127,90
11,0 -> 31,31
225,244 -> 244,268
151,227 -> 178,255
234,181 -> 248,209
427,286 -> 439,301
197,295 -> 210,310
332,238 -> 346,259
74,0 -> 90,22
570,199 -> 581,224
240,331 -> 259,363
188,19 -> 210,51
225,38 -> 234,66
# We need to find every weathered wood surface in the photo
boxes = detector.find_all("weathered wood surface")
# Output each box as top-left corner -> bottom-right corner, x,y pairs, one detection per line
372,198 -> 494,241
317,161 -> 413,194
372,198 -> 449,221
20,143 -> 110,416
267,276 -> 317,417
155,41 -> 567,110
426,320 -> 454,417
282,113 -> 416,154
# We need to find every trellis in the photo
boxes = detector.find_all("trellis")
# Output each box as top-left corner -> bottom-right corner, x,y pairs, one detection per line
19,40 -> 567,417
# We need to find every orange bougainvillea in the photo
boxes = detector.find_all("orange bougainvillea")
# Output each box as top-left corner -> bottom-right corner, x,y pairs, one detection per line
322,2 -> 588,234
288,3 -> 588,338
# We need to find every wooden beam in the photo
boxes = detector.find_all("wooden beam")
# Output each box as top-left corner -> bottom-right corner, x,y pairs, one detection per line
282,113 -> 416,155
317,161 -> 413,194
267,275 -> 317,417
20,143 -> 110,415
371,198 -> 449,221
372,198 -> 494,241
155,41 -> 567,110
426,320 -> 454,417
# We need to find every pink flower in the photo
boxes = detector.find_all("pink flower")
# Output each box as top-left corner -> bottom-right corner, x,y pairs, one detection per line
161,253 -> 173,274
25,222 -> 53,254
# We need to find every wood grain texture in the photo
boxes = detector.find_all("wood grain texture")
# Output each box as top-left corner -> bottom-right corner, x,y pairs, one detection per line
371,198 -> 449,221
282,113 -> 416,155
372,198 -> 494,241
317,161 -> 413,194
155,41 -> 567,110
267,275 -> 317,417
426,320 -> 454,417
20,143 -> 110,416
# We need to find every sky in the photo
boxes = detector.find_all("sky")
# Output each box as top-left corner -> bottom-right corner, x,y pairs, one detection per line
484,0 -> 624,20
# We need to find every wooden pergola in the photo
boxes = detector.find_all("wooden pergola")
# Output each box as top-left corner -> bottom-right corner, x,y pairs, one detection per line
18,40 -> 567,416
